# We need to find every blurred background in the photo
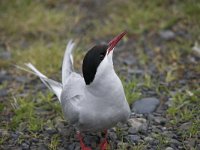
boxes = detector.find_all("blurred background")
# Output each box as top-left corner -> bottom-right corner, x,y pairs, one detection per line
0,0 -> 199,149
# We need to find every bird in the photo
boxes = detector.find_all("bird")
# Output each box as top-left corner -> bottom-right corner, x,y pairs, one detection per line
18,32 -> 131,150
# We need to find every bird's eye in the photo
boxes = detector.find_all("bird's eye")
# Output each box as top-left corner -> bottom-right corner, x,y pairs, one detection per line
100,53 -> 105,60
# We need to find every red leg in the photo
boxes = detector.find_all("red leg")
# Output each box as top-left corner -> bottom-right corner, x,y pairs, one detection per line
77,132 -> 92,150
99,130 -> 108,150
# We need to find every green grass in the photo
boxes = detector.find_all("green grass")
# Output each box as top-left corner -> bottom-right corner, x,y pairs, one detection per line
10,91 -> 62,131
167,88 -> 200,140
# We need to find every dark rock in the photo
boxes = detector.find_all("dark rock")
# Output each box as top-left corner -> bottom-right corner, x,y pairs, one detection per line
67,143 -> 77,150
16,76 -> 29,83
84,135 -> 99,146
0,51 -> 11,60
132,97 -> 160,114
108,132 -> 117,141
170,138 -> 181,147
127,135 -> 141,143
38,143 -> 48,150
32,138 -> 39,143
179,122 -> 191,130
0,72 -> 12,83
21,142 -> 29,150
159,30 -> 175,40
11,133 -> 19,140
153,116 -> 166,125
144,137 -> 154,143
122,55 -> 136,65
128,127 -> 137,134
0,89 -> 8,97
46,128 -> 57,135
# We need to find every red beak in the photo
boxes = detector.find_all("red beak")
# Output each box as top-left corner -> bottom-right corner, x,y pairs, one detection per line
107,31 -> 126,54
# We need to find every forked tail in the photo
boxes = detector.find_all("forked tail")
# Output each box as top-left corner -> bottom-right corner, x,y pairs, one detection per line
16,63 -> 62,102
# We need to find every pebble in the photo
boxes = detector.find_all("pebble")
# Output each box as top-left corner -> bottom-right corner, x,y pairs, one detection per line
159,30 -> 175,40
153,116 -> 166,125
144,137 -> 154,143
45,128 -> 57,135
128,127 -> 137,134
165,147 -> 174,150
132,97 -> 160,114
0,89 -> 8,97
127,118 -> 148,133
21,142 -> 29,149
127,135 -> 141,143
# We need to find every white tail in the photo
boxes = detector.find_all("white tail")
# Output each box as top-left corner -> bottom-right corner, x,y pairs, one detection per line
17,63 -> 63,102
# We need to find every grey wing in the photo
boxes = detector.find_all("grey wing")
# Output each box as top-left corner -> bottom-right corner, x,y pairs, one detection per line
61,95 -> 81,124
60,73 -> 85,125
62,40 -> 76,86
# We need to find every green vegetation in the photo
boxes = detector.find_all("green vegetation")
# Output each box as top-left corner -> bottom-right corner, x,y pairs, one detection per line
167,89 -> 200,139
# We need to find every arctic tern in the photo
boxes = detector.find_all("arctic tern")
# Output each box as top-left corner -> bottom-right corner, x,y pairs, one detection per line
19,32 -> 131,150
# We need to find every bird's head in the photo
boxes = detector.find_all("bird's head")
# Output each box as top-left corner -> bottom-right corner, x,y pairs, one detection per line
82,32 -> 126,85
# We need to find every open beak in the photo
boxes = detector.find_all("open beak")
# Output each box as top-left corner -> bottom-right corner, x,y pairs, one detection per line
107,31 -> 126,55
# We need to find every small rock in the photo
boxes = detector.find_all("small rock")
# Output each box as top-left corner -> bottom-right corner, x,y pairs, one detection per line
127,135 -> 141,143
122,55 -> 136,65
32,138 -> 39,143
127,118 -> 148,133
153,116 -> 166,125
0,73 -> 12,84
38,143 -> 48,150
45,128 -> 57,135
165,98 -> 173,107
67,143 -> 76,150
144,137 -> 153,143
128,127 -> 137,134
159,30 -> 175,40
132,97 -> 160,114
192,42 -> 200,56
16,76 -> 29,83
0,51 -> 11,60
108,132 -> 117,141
165,147 -> 174,150
117,142 -> 129,149
0,89 -> 8,97
84,135 -> 99,147
170,138 -> 181,147
180,122 -> 191,130
21,142 -> 29,149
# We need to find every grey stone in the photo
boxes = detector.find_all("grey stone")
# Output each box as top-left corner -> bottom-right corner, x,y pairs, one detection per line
16,76 -> 29,83
108,131 -> 117,141
0,89 -> 8,97
127,118 -> 148,133
0,73 -> 12,83
144,137 -> 153,142
127,135 -> 141,143
159,30 -> 175,40
21,142 -> 29,149
132,97 -> 160,114
153,116 -> 166,125
45,128 -> 57,135
165,147 -> 174,150
38,143 -> 48,150
170,138 -> 181,147
180,122 -> 191,130
128,127 -> 137,134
